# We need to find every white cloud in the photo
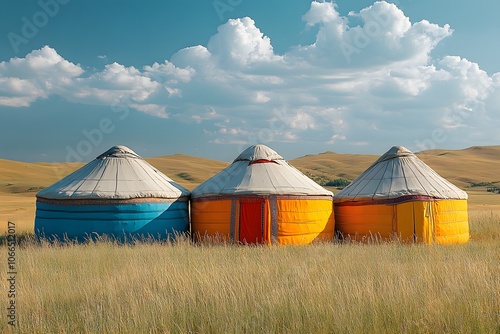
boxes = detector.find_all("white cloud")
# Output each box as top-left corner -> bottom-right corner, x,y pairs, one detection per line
210,138 -> 248,145
328,134 -> 346,145
349,141 -> 370,146
0,1 -> 498,152
171,45 -> 212,70
79,62 -> 159,101
207,17 -> 281,68
439,56 -> 491,101
292,1 -> 452,68
254,91 -> 271,103
144,61 -> 195,83
302,1 -> 343,27
190,108 -> 220,123
0,46 -> 83,78
218,127 -> 240,135
282,110 -> 317,130
0,46 -> 83,107
281,131 -> 299,141
0,77 -> 45,107
129,104 -> 168,118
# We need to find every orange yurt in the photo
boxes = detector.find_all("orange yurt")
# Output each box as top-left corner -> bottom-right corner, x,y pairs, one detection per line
334,146 -> 469,244
191,144 -> 334,244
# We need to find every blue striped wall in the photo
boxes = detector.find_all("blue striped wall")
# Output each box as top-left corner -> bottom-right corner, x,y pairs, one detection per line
35,200 -> 189,242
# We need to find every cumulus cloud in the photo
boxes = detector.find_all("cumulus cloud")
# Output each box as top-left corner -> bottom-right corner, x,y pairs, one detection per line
254,91 -> 271,103
0,1 -> 498,151
439,56 -> 491,101
303,1 -> 343,27
190,108 -> 220,123
293,1 -> 452,67
73,62 -> 160,104
0,46 -> 83,106
281,110 -> 318,131
143,61 -> 195,84
129,104 -> 168,118
207,17 -> 281,68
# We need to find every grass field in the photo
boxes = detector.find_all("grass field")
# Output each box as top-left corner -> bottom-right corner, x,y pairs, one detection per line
0,211 -> 499,333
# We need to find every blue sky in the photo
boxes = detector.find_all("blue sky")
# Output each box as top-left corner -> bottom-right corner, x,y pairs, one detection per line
1,0 -> 499,163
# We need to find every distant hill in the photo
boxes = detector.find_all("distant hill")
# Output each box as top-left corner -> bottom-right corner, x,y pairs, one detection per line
414,146 -> 500,188
290,145 -> 500,190
0,155 -> 228,195
0,159 -> 82,195
289,152 -> 377,187
146,154 -> 229,189
1,145 -> 499,194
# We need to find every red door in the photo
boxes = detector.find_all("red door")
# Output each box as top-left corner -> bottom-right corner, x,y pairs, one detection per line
239,198 -> 265,244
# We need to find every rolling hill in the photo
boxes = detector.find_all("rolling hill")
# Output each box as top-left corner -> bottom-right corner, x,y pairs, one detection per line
290,145 -> 500,190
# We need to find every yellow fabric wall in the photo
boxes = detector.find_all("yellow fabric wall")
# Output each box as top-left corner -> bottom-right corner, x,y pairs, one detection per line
432,199 -> 469,244
191,199 -> 232,242
395,202 -> 415,241
276,198 -> 334,244
334,199 -> 469,244
396,201 -> 432,243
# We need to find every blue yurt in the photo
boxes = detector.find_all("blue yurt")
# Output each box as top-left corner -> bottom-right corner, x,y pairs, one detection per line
35,145 -> 190,241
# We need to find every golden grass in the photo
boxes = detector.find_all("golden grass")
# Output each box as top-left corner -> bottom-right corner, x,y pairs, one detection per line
0,212 -> 499,333
466,190 -> 500,211
0,194 -> 36,234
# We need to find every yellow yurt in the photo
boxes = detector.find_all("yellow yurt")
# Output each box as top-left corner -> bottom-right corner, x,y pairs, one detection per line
191,144 -> 334,245
334,146 -> 469,244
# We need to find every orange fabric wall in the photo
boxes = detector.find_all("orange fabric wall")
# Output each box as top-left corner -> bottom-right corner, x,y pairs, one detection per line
191,199 -> 232,242
334,204 -> 394,241
334,199 -> 469,244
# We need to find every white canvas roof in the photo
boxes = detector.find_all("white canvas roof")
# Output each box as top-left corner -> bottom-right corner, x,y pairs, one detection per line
334,146 -> 467,203
191,144 -> 333,198
37,145 -> 190,200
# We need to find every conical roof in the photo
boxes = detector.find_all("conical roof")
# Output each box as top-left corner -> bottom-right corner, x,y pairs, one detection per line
37,145 -> 190,200
191,144 -> 333,198
334,146 -> 467,203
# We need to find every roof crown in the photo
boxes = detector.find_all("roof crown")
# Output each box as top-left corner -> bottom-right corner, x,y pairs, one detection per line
374,145 -> 413,163
234,144 -> 284,162
96,145 -> 141,159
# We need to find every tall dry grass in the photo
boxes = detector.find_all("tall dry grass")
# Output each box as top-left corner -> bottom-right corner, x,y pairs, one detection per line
1,212 -> 499,333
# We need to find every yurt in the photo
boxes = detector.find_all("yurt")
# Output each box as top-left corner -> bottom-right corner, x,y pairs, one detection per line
191,144 -> 334,245
35,145 -> 190,241
333,146 -> 469,244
